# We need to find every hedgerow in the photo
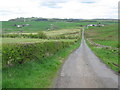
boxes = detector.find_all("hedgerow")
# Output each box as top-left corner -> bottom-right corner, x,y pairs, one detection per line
2,41 -> 76,68
2,33 -> 80,39
2,32 -> 47,39
2,33 -> 79,39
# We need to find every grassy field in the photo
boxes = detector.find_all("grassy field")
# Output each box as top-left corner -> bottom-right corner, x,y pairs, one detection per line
85,23 -> 119,72
2,38 -> 77,44
2,21 -> 82,33
2,40 -> 80,88
2,19 -> 116,33
2,19 -> 118,88
2,22 -> 81,88
2,20 -> 104,33
85,24 -> 118,48
2,29 -> 81,40
44,29 -> 80,36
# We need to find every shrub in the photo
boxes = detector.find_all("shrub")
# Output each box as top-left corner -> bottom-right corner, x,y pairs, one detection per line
2,31 -> 47,39
37,32 -> 47,39
2,41 -> 76,68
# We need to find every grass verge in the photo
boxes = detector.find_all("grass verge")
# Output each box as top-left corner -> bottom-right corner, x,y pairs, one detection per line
2,40 -> 80,88
86,39 -> 119,73
85,23 -> 119,73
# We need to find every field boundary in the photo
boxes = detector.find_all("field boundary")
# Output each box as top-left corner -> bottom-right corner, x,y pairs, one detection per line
86,38 -> 119,73
86,38 -> 118,50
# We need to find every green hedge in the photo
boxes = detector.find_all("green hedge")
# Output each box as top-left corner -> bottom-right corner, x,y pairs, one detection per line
2,33 -> 80,39
2,41 -> 76,68
2,32 -> 47,39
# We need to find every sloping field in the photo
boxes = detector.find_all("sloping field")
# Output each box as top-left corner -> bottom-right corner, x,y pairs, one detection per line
85,24 -> 118,48
2,21 -> 82,33
2,38 -> 76,44
2,28 -> 81,40
2,27 -> 81,88
85,24 -> 119,72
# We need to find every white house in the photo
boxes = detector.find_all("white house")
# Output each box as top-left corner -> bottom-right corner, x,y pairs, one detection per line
87,24 -> 104,27
17,25 -> 23,28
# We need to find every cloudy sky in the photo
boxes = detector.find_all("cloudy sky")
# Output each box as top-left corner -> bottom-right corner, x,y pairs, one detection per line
0,0 -> 119,21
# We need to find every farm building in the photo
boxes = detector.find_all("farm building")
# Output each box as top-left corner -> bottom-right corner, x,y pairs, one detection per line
13,24 -> 30,28
86,24 -> 104,27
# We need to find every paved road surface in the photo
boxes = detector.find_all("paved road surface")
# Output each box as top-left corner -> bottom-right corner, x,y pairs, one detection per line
54,28 -> 118,88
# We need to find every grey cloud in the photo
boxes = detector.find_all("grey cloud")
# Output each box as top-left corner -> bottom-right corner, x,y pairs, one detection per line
0,9 -> 25,16
0,10 -> 13,15
81,2 -> 95,4
40,0 -> 67,8
41,2 -> 61,8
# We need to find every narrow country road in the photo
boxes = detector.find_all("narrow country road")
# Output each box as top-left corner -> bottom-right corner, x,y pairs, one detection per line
54,28 -> 118,88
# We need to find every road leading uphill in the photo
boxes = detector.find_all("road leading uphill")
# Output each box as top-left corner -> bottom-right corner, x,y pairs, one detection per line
54,28 -> 118,88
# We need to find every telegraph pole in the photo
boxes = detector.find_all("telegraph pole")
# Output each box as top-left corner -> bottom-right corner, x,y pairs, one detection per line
24,18 -> 25,22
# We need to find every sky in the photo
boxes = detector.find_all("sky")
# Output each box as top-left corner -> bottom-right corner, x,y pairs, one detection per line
0,0 -> 119,21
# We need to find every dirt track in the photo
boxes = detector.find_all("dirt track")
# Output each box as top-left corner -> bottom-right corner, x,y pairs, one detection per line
54,28 -> 118,88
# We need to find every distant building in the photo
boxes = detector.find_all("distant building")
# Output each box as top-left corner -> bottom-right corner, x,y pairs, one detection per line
13,24 -> 30,28
86,24 -> 104,27
87,24 -> 96,27
17,25 -> 23,28
97,24 -> 105,27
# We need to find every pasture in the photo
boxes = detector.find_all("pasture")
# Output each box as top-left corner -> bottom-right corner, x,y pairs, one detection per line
2,21 -> 82,33
85,23 -> 119,72
3,19 -> 112,33
2,38 -> 76,44
2,19 -> 118,88
2,20 -> 82,88
85,24 -> 118,48
2,29 -> 81,39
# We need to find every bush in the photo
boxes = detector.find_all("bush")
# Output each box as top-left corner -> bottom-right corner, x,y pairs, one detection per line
2,32 -> 47,39
37,32 -> 47,39
2,41 -> 76,68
